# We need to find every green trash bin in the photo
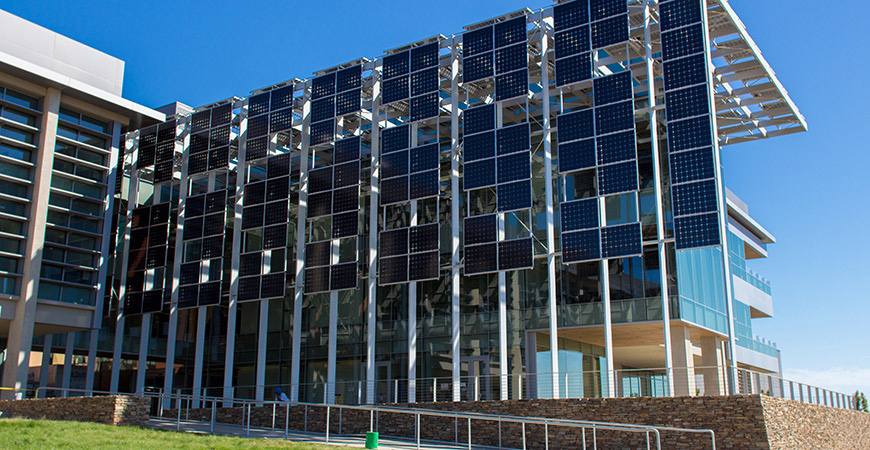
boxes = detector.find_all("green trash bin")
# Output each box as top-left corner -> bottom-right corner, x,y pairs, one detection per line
365,431 -> 379,449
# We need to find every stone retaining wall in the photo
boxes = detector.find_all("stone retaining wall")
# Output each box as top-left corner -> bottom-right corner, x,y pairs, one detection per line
0,395 -> 149,426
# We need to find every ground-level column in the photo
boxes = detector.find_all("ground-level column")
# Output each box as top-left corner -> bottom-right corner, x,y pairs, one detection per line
670,326 -> 696,396
61,333 -> 74,396
700,336 -> 725,395
37,334 -> 53,397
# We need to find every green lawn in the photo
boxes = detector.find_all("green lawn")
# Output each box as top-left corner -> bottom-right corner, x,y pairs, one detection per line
0,419 -> 348,450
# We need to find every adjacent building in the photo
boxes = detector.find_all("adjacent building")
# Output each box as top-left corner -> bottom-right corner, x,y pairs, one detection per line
1,0 -> 803,405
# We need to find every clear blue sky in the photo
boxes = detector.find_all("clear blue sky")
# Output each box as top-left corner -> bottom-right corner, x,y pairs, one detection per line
4,0 -> 867,394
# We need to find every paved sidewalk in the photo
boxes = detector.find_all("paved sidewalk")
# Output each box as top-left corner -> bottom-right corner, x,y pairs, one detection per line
147,417 -> 503,450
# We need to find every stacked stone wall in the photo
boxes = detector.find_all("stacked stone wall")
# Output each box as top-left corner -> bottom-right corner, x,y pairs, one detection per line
0,395 -> 149,426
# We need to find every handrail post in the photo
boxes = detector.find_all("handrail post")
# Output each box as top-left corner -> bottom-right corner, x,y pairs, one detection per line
645,431 -> 650,450
210,398 -> 215,434
246,402 -> 251,437
272,402 -> 276,429
434,378 -> 437,402
394,379 -> 399,403
522,422 -> 526,450
582,427 -> 586,450
285,403 -> 290,439
467,417 -> 471,450
498,419 -> 502,448
416,412 -> 421,450
326,405 -> 331,443
339,406 -> 342,435
593,427 -> 597,450
370,409 -> 374,432
545,422 -> 549,450
304,404 -> 308,431
176,393 -> 181,431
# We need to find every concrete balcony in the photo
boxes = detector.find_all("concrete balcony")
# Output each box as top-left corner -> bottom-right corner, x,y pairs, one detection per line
735,338 -> 780,373
732,273 -> 773,318
0,296 -> 95,338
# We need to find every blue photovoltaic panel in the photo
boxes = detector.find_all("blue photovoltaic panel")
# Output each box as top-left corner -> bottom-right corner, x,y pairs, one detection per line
247,114 -> 269,139
180,262 -> 201,285
383,51 -> 410,80
410,93 -> 440,122
271,85 -> 295,111
561,198 -> 598,231
495,69 -> 527,101
310,120 -> 334,146
332,211 -> 358,238
248,93 -> 270,117
494,17 -> 526,48
137,144 -> 155,167
333,162 -> 359,188
559,138 -> 596,173
380,228 -> 409,257
591,14 -> 628,49
261,272 -> 285,299
669,147 -> 715,184
186,195 -> 206,216
410,68 -> 439,96
382,125 -> 410,154
494,44 -> 527,74
601,223 -> 642,258
590,0 -> 628,21
183,216 -> 203,240
212,104 -> 232,125
672,179 -> 718,217
463,53 -> 493,83
332,186 -> 358,213
409,223 -> 439,253
411,42 -> 440,71
555,52 -> 592,86
242,205 -> 264,230
176,288 -> 196,309
308,191 -> 332,218
381,176 -> 409,205
266,177 -> 289,201
306,241 -> 331,267
594,71 -> 633,107
140,129 -> 157,147
558,109 -> 594,144
203,213 -> 224,237
464,104 -> 495,136
674,212 -> 720,250
142,290 -> 163,313
336,65 -> 362,92
661,24 -> 704,61
383,77 -> 410,104
238,276 -> 260,301
410,144 -> 439,173
380,255 -> 408,285
598,160 -> 638,195
330,262 -> 358,291
594,101 -> 634,135
245,137 -> 268,161
498,238 -> 533,271
208,147 -> 228,171
267,154 -> 291,179
382,150 -> 409,179
336,89 -> 361,116
409,170 -> 439,200
188,133 -> 207,153
464,131 -> 495,162
465,242 -> 498,275
191,110 -> 211,133
463,158 -> 496,190
497,180 -> 532,212
305,266 -> 330,293
201,236 -> 223,259
270,107 -> 294,132
663,54 -> 707,91
659,0 -> 702,31
555,26 -> 590,60
463,26 -> 493,56
497,123 -> 530,155
596,130 -> 636,165
312,73 -> 336,99
562,229 -> 600,263
554,0 -> 589,31
496,151 -> 530,184
464,214 -> 497,245
409,251 -> 439,281
209,126 -> 230,148
665,84 -> 709,121
668,115 -> 712,152
157,121 -> 175,142
239,253 -> 261,277
263,224 -> 287,249
334,136 -> 361,163
188,153 -> 207,175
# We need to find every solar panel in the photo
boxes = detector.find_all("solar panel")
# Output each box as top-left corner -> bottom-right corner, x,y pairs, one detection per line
244,182 -> 266,206
465,243 -> 498,275
411,42 -> 440,71
142,290 -> 163,314
260,272 -> 285,298
497,151 -> 531,184
239,253 -> 262,277
201,236 -> 224,259
410,93 -> 440,122
494,44 -> 526,74
667,115 -> 712,152
661,24 -> 704,61
558,109 -> 594,144
596,130 -> 636,165
306,241 -> 332,267
590,0 -> 628,21
310,120 -> 335,146
383,51 -> 410,80
183,216 -> 203,240
382,150 -> 409,179
154,161 -> 173,183
663,54 -> 707,91
131,207 -> 149,229
464,131 -> 495,162
409,169 -> 439,200
180,262 -> 200,285
595,101 -> 634,135
562,229 -> 601,263
248,93 -> 271,117
124,292 -> 143,315
497,180 -> 532,212
126,271 -> 144,292
334,162 -> 360,188
212,104 -> 232,126
146,246 -> 166,268
271,85 -> 295,111
558,138 -> 596,173
332,186 -> 359,213
177,286 -> 197,308
383,77 -> 410,104
590,14 -> 628,49
312,73 -> 336,99
464,214 -> 497,245
382,125 -> 410,154
311,97 -> 336,123
463,26 -> 493,57
305,266 -> 330,293
203,213 -> 224,236
186,195 -> 205,217
410,144 -> 439,173
601,223 -> 642,258
379,255 -> 408,285
188,152 -> 208,175
205,191 -> 225,214
555,52 -> 592,86
495,69 -> 527,101
264,200 -> 288,226
498,238 -> 533,271
409,251 -> 439,281
158,121 -> 176,142
659,0 -> 702,31
208,147 -> 229,171
561,198 -> 599,232
140,129 -> 157,147
209,126 -> 231,148
334,136 -> 361,163
410,68 -> 439,96
494,17 -> 526,48
137,144 -> 156,168
554,0 -> 589,31
597,160 -> 638,195
266,177 -> 289,202
380,228 -> 408,257
248,114 -> 269,139
148,225 -> 167,245
463,53 -> 494,83
332,211 -> 358,238
463,158 -> 496,190
464,104 -> 495,136
198,281 -> 221,306
337,65 -> 362,92
336,89 -> 361,116
409,223 -> 439,253
190,133 -> 208,154
156,141 -> 174,163
555,26 -> 590,59
669,147 -> 715,184
594,71 -> 633,107
270,107 -> 294,134
330,262 -> 357,291
309,167 -> 333,193
263,224 -> 287,249
672,179 -> 718,217
674,212 -> 720,250
246,137 -> 268,161
380,177 -> 408,205
238,276 -> 260,301
665,84 -> 709,121
152,203 -> 171,224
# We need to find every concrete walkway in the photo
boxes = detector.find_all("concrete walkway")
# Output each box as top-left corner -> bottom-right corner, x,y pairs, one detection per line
146,417 -> 504,450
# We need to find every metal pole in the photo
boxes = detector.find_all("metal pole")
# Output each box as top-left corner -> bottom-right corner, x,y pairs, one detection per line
176,394 -> 181,431
246,403 -> 251,437
522,422 -> 526,450
285,403 -> 290,439
339,406 -> 342,435
467,417 -> 471,450
416,413 -> 421,450
326,405 -> 330,443
582,427 -> 586,450
272,403 -> 276,429
545,423 -> 549,450
498,420 -> 502,448
210,398 -> 215,434
370,410 -> 374,432
593,427 -> 597,450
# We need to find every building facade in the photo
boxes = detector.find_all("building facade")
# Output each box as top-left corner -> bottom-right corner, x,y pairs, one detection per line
1,0 -> 804,405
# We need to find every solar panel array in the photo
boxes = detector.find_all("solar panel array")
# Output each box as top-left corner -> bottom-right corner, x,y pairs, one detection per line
461,101 -> 534,275
382,43 -> 441,122
304,136 -> 361,293
137,121 -> 178,183
124,202 -> 171,315
660,0 -> 721,250
553,0 -> 629,87
463,214 -> 533,274
463,17 -> 529,101
238,153 -> 293,302
379,125 -> 440,206
188,104 -> 233,175
378,223 -> 440,285
308,66 -> 363,147
558,70 -> 642,264
245,83 -> 295,160
178,190 -> 227,309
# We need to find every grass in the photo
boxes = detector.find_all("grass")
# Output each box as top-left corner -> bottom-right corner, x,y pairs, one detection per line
0,418 -> 350,450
